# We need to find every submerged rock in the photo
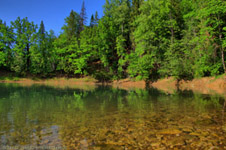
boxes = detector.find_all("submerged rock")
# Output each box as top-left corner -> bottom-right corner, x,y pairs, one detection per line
189,132 -> 201,137
180,126 -> 193,133
151,142 -> 161,147
157,129 -> 182,135
222,126 -> 226,132
80,139 -> 89,149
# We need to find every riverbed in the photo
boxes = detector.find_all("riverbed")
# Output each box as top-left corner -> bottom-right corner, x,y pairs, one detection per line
0,83 -> 225,149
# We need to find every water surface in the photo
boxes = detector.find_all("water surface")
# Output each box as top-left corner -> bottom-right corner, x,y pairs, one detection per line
0,83 -> 225,149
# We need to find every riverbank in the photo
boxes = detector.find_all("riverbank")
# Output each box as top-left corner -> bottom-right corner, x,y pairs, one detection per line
0,75 -> 226,95
152,76 -> 226,95
113,76 -> 226,95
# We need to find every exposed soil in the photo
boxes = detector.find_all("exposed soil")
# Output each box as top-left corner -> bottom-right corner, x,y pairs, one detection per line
151,78 -> 178,94
0,78 -> 98,90
113,76 -> 226,95
112,79 -> 146,90
152,76 -> 226,96
0,75 -> 226,95
180,77 -> 226,95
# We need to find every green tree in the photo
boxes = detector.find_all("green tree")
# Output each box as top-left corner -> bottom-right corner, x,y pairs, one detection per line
128,0 -> 170,80
0,20 -> 14,69
79,1 -> 87,32
130,0 -> 143,51
94,11 -> 99,25
62,10 -> 80,41
53,10 -> 82,75
180,0 -> 226,77
30,21 -> 56,76
158,0 -> 187,79
70,26 -> 98,75
0,20 -> 7,67
11,17 -> 37,75
202,0 -> 226,74
90,15 -> 95,27
96,0 -> 132,79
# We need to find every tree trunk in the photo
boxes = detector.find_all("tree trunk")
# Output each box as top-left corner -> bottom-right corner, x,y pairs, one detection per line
219,31 -> 226,73
217,14 -> 226,73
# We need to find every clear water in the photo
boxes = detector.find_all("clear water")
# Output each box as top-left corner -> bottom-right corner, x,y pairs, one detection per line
0,83 -> 225,149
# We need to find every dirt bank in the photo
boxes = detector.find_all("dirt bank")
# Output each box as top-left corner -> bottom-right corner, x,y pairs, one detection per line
112,79 -> 146,90
151,76 -> 226,95
0,75 -> 226,95
113,76 -> 226,95
0,77 -> 98,90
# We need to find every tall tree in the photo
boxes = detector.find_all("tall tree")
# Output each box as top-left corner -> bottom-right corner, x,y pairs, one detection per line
94,11 -> 99,25
90,14 -> 95,27
62,10 -> 80,41
11,17 -> 37,74
130,0 -> 143,51
203,0 -> 226,74
0,20 -> 7,68
54,10 -> 81,75
79,1 -> 87,32
128,0 -> 168,80
0,20 -> 14,69
158,0 -> 186,79
179,0 -> 226,77
30,20 -> 55,75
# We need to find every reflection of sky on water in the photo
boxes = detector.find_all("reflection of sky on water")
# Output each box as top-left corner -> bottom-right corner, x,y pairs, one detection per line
1,135 -> 7,146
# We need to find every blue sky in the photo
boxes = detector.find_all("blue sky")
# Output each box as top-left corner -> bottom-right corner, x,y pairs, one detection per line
0,0 -> 106,35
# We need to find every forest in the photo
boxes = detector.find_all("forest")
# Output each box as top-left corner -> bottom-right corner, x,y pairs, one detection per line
0,0 -> 226,81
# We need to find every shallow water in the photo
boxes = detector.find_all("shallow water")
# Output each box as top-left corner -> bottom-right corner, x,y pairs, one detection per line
0,83 -> 225,149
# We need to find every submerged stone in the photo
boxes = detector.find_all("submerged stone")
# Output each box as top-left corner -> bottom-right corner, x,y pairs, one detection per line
157,129 -> 182,135
189,132 -> 201,137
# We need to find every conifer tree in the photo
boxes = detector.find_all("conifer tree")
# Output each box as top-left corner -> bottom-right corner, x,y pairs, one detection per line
79,1 -> 87,32
63,10 -> 80,41
90,15 -> 95,27
94,11 -> 99,25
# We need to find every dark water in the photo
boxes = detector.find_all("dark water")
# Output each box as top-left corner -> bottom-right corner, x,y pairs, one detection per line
0,83 -> 226,150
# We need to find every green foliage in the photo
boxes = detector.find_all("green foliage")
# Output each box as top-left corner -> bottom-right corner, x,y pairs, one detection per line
0,20 -> 14,68
128,0 -> 171,80
1,0 -> 226,80
179,0 -> 226,77
11,17 -> 37,75
54,33 -> 77,74
62,10 -> 80,41
0,51 -> 6,66
30,22 -> 56,76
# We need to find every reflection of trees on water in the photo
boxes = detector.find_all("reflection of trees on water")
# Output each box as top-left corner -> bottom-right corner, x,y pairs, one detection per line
222,97 -> 226,124
0,83 -> 225,148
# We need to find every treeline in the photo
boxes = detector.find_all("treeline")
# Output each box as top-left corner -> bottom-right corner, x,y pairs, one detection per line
0,0 -> 226,81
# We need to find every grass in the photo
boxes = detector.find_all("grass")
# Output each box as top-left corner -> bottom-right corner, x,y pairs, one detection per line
47,76 -> 97,82
1,74 -> 225,84
214,74 -> 226,79
0,76 -> 20,81
72,76 -> 98,82
209,73 -> 226,83
0,74 -> 98,82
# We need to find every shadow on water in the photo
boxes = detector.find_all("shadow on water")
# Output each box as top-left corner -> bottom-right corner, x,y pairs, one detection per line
0,83 -> 226,149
